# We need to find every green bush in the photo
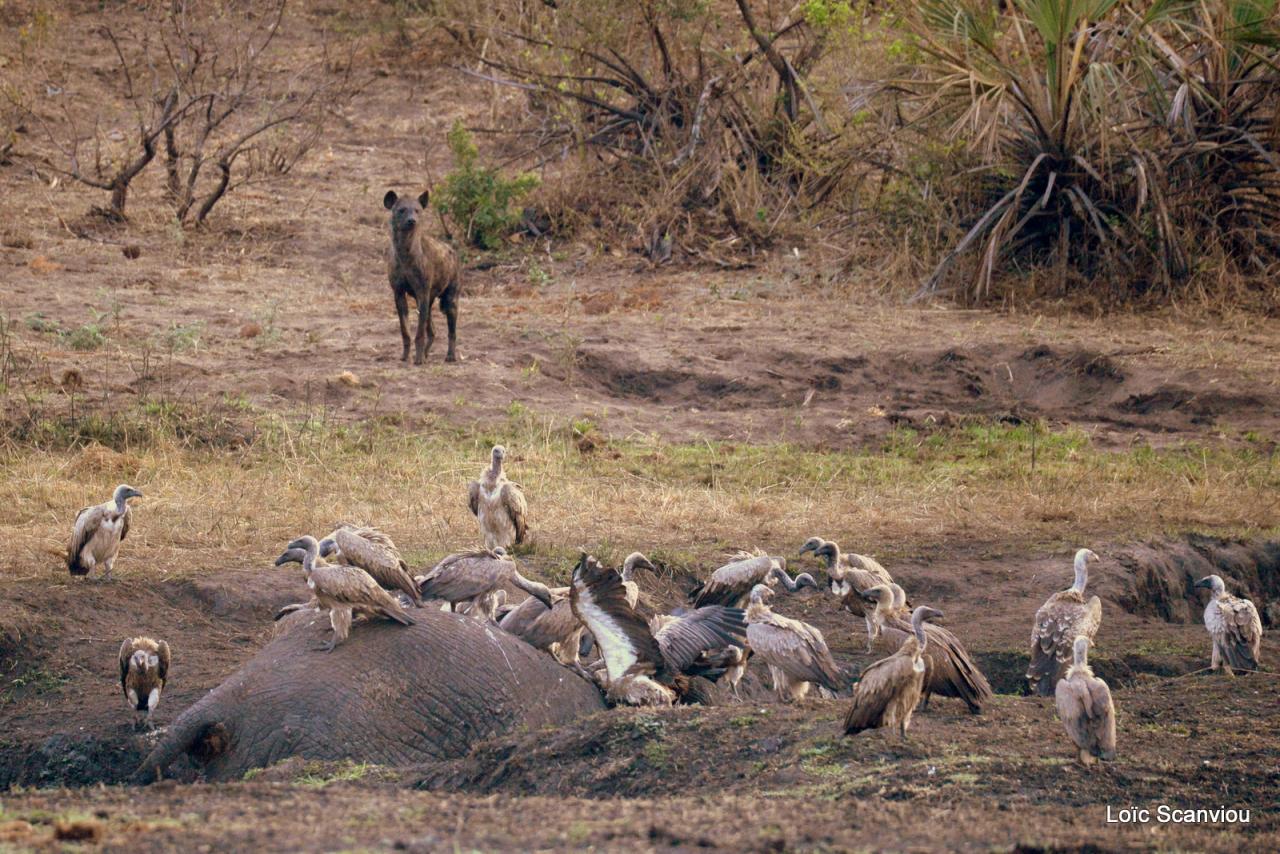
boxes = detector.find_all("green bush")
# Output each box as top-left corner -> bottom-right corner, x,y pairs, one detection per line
434,121 -> 539,250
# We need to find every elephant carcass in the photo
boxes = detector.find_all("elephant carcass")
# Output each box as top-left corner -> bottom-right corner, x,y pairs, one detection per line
133,608 -> 606,782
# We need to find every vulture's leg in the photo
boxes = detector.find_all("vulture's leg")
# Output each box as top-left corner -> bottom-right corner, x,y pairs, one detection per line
1210,643 -> 1220,672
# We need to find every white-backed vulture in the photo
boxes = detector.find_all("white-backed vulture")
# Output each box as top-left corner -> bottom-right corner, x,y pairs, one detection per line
67,484 -> 142,579
570,553 -> 745,706
277,536 -> 414,651
467,445 -> 528,550
861,585 -> 992,714
1195,574 -> 1263,675
745,584 -> 844,702
119,636 -> 169,728
319,525 -> 422,606
1054,636 -> 1117,765
799,537 -> 893,600
690,551 -> 817,609
843,606 -> 943,739
1028,548 -> 1102,696
416,547 -> 552,619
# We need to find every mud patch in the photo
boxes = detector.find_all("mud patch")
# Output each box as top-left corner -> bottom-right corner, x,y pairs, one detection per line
1109,535 -> 1280,625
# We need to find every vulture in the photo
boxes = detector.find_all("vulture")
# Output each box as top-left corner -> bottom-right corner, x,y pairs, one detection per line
1027,548 -> 1102,696
1195,574 -> 1263,675
467,445 -> 528,550
570,553 -> 746,706
318,525 -> 422,606
745,584 -> 844,702
67,484 -> 143,579
500,586 -> 586,665
843,606 -> 944,739
502,553 -> 654,664
690,551 -> 816,609
862,585 -> 992,713
119,636 -> 170,728
416,547 -> 552,619
276,536 -> 414,651
800,537 -> 893,599
1054,636 -> 1117,765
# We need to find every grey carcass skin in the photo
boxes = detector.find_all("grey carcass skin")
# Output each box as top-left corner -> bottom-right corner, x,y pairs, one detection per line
133,607 -> 605,782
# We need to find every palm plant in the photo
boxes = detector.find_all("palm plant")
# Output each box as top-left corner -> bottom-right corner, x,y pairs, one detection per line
907,0 -> 1280,301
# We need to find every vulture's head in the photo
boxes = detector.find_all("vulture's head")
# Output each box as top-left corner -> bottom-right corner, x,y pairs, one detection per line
273,547 -> 307,567
317,538 -> 339,559
114,484 -> 143,504
798,537 -> 826,556
793,572 -> 820,592
285,535 -> 320,557
1194,574 -> 1226,596
621,552 -> 656,579
491,445 -> 507,465
860,584 -> 893,607
1075,548 -> 1100,567
748,583 -> 775,606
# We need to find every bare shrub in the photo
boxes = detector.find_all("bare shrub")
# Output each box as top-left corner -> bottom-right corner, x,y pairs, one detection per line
14,0 -> 353,224
432,0 -> 896,263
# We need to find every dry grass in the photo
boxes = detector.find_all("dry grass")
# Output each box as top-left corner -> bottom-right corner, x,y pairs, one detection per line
2,405 -> 1277,584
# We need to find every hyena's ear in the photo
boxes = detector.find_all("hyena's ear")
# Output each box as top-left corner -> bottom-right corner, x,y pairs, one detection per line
417,190 -> 430,208
383,191 -> 399,210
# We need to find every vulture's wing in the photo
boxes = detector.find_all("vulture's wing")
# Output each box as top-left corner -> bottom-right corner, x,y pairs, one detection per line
691,555 -> 772,608
498,594 -> 550,638
571,553 -> 663,682
334,526 -> 420,604
653,606 -> 747,673
847,554 -> 892,585
118,639 -> 132,693
843,652 -> 914,734
922,623 -> 993,712
500,481 -> 528,544
523,599 -> 583,652
314,565 -> 414,625
156,640 -> 171,684
67,504 -> 104,573
1028,593 -> 1095,695
1221,595 -> 1263,670
119,504 -> 131,542
418,551 -> 507,602
747,614 -> 843,690
467,480 -> 481,517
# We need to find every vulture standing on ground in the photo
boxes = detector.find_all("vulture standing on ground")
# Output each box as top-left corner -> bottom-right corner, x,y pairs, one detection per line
570,553 -> 745,706
318,525 -> 422,606
417,547 -> 552,618
745,584 -> 844,701
862,585 -> 991,713
690,551 -> 816,609
467,445 -> 528,550
1027,548 -> 1102,696
67,484 -> 143,579
1195,574 -> 1263,675
1054,636 -> 1117,765
800,537 -> 894,648
277,536 -> 414,651
119,636 -> 170,728
799,537 -> 892,598
843,606 -> 944,739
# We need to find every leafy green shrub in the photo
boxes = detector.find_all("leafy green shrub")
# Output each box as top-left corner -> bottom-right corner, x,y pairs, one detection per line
434,121 -> 539,250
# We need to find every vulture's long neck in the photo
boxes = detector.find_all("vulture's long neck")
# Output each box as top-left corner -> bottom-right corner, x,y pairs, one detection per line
1071,558 -> 1088,595
911,616 -> 929,653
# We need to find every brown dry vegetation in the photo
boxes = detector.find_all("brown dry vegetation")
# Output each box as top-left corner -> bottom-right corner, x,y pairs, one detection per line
1,1 -> 1279,852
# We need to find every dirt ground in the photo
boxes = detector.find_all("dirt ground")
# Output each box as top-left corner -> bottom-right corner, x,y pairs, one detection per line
2,3 -> 1279,852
